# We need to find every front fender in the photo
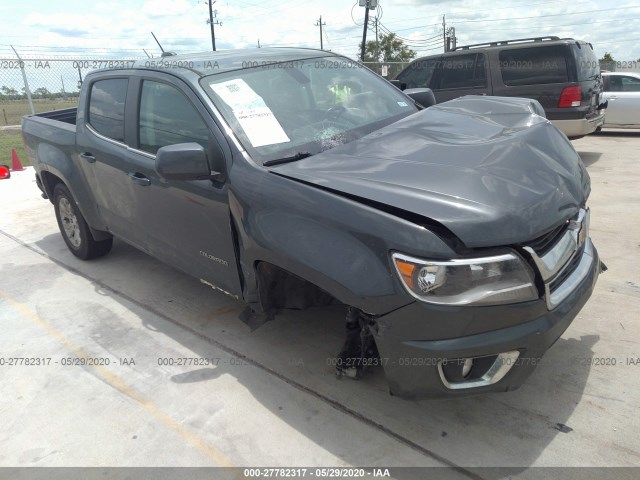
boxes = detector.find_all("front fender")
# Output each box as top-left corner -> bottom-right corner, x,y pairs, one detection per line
229,161 -> 457,315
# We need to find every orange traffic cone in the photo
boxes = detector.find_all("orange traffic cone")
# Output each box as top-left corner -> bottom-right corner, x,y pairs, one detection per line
10,148 -> 25,171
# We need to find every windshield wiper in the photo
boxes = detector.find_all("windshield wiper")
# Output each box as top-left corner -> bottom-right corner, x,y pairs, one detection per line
263,152 -> 313,167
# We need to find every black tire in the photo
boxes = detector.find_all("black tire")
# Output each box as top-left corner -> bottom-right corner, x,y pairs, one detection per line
53,183 -> 112,260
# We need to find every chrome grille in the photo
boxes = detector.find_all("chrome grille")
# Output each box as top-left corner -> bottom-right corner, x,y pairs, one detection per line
549,243 -> 585,293
524,208 -> 589,309
526,221 -> 569,255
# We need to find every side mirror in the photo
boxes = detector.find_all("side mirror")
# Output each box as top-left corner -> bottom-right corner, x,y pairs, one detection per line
390,79 -> 407,91
156,142 -> 223,181
405,88 -> 437,109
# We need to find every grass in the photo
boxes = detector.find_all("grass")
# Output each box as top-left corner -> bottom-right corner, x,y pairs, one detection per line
0,98 -> 80,167
0,129 -> 28,167
1,98 -> 79,126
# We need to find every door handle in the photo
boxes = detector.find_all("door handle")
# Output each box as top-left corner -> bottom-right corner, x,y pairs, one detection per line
128,172 -> 151,186
80,152 -> 96,163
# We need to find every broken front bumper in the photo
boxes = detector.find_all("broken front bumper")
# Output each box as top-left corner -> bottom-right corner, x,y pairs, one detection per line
372,239 -> 600,399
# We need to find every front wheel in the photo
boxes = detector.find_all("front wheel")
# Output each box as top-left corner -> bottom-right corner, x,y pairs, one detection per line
53,183 -> 112,260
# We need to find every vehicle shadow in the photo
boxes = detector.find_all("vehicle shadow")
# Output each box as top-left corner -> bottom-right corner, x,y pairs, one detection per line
577,151 -> 602,167
30,235 -> 597,471
592,130 -> 640,137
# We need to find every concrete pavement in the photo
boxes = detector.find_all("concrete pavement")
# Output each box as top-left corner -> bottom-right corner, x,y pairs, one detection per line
0,130 -> 639,476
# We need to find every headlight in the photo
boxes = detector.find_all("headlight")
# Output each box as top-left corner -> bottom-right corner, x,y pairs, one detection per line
392,252 -> 538,306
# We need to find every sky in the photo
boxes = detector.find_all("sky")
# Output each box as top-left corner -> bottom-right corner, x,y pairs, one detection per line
0,0 -> 639,93
0,0 -> 639,60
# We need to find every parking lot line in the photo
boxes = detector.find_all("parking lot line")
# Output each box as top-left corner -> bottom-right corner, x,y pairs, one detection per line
0,288 -> 237,468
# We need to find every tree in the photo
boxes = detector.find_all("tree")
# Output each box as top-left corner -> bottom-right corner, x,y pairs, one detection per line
599,52 -> 615,71
599,52 -> 614,63
1,85 -> 18,96
362,32 -> 417,63
33,87 -> 51,98
360,32 -> 417,77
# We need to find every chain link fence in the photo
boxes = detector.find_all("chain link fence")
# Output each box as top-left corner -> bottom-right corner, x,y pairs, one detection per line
3,54 -> 638,127
0,55 -> 143,127
362,61 -> 411,79
0,56 -> 410,127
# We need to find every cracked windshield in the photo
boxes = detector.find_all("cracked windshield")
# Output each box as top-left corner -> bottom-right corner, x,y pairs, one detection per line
204,57 -> 417,162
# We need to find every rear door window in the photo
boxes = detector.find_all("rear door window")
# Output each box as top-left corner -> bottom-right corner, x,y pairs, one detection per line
88,78 -> 128,142
499,46 -> 569,85
432,54 -> 487,90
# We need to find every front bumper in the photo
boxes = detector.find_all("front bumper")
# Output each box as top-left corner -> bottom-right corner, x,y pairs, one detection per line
373,239 -> 600,399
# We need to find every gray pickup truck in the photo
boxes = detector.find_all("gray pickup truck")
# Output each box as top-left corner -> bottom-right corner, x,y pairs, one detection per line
22,48 -> 601,398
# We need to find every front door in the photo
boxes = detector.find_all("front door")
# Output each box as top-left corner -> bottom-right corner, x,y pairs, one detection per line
124,75 -> 242,297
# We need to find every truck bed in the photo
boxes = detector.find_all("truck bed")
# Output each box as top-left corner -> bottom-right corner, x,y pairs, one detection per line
22,109 -> 77,169
30,107 -> 77,125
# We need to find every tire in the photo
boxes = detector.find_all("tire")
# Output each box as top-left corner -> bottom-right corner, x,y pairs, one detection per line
53,183 -> 112,260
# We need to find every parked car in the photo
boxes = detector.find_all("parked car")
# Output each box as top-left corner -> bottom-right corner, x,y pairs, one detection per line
22,48 -> 601,398
394,36 -> 607,139
601,71 -> 640,128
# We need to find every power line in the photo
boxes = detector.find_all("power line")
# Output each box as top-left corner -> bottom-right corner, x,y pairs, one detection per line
450,16 -> 640,33
449,5 -> 640,24
377,23 -> 442,45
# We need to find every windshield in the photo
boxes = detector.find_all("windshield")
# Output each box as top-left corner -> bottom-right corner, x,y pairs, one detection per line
201,56 -> 418,164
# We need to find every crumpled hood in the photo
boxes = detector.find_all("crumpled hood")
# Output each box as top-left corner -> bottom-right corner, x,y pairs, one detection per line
272,96 -> 590,248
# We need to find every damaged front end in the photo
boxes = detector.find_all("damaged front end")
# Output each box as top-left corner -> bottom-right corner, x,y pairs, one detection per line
334,306 -> 379,380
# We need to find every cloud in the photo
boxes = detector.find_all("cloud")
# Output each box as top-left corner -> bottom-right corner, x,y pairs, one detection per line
48,27 -> 91,37
141,0 -> 193,18
5,0 -> 640,62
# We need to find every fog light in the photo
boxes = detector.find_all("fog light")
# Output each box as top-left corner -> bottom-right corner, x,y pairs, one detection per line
461,358 -> 473,377
441,357 -> 478,383
438,351 -> 520,390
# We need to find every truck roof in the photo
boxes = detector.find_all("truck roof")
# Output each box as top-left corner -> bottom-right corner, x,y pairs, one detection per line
134,47 -> 335,78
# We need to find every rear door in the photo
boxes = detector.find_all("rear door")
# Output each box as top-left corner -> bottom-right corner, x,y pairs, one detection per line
76,74 -> 148,248
602,75 -> 640,126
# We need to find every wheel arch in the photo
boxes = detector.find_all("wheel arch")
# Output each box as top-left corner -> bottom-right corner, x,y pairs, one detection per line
40,170 -> 112,242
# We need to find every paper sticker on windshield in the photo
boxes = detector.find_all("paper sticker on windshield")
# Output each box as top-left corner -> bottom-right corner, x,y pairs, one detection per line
397,101 -> 409,107
209,79 -> 290,147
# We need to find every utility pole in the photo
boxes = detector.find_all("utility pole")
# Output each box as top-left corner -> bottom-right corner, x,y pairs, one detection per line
442,15 -> 447,52
207,0 -> 222,51
315,16 -> 326,50
360,1 -> 370,61
374,16 -> 379,61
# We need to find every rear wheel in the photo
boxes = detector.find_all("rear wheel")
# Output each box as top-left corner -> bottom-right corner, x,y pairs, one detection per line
53,183 -> 112,260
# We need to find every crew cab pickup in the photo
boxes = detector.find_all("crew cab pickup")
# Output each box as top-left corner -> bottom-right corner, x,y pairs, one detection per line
22,48 -> 601,398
